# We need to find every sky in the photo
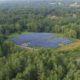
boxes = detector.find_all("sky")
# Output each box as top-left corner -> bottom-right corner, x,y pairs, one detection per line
0,0 -> 64,1
0,0 -> 26,1
0,0 -> 46,1
0,0 -> 5,1
0,0 -> 27,1
0,0 -> 23,1
0,0 -> 9,1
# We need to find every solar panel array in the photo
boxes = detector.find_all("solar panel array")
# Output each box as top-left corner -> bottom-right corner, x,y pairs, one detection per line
11,33 -> 74,49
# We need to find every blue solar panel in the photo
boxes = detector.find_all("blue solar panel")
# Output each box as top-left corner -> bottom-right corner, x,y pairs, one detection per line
11,33 -> 74,49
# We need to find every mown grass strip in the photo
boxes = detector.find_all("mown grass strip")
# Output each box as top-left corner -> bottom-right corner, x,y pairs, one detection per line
46,37 -> 61,41
54,40 -> 80,52
8,31 -> 32,39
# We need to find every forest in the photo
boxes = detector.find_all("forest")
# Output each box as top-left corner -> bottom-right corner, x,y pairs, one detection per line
0,37 -> 80,80
0,8 -> 80,38
0,0 -> 80,80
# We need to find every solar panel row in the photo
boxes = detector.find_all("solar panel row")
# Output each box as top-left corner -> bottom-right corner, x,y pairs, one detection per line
11,33 -> 74,49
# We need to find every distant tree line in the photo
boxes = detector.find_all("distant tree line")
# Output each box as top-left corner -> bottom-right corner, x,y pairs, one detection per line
0,8 -> 80,39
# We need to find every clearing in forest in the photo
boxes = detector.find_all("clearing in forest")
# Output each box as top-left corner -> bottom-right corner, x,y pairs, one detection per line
11,33 -> 74,49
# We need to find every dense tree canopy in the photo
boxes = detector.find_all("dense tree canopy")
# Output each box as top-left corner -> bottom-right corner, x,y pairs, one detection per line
0,4 -> 80,80
0,8 -> 80,38
0,37 -> 80,80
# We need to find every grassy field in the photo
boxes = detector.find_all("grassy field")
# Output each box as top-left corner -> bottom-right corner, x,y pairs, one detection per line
52,33 -> 64,36
8,32 -> 80,61
9,32 -> 80,52
8,32 -> 65,39
54,39 -> 80,52
8,31 -> 32,39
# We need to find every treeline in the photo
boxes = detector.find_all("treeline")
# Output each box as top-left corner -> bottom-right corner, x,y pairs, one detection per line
0,37 -> 80,80
0,8 -> 80,38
